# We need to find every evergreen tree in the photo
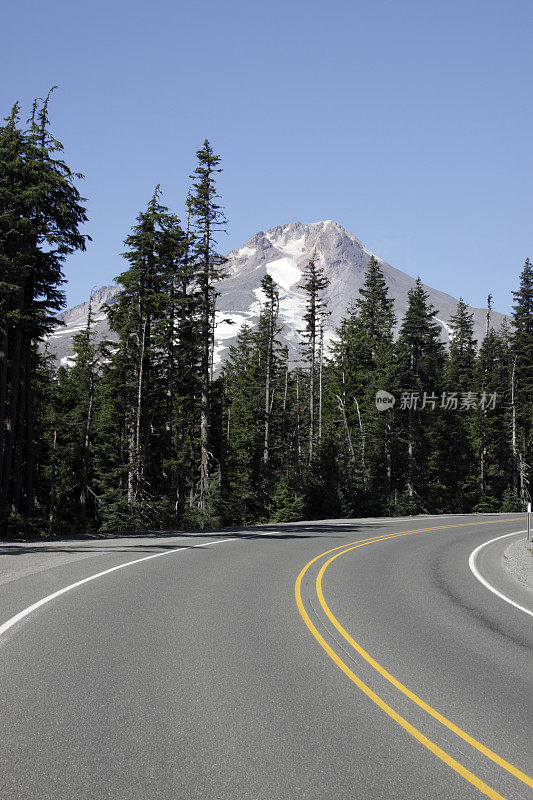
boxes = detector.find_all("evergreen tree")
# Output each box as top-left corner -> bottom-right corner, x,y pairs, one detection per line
107,187 -> 175,517
223,281 -> 288,523
439,299 -> 478,510
395,279 -> 446,511
329,257 -> 396,512
91,339 -> 132,530
65,296 -> 100,522
0,93 -> 88,530
187,141 -> 227,510
224,324 -> 262,521
472,323 -> 513,509
256,274 -> 284,493
354,256 -> 396,362
299,255 -> 330,463
511,258 -> 533,504
150,211 -> 192,509
447,299 -> 477,386
352,256 -> 396,505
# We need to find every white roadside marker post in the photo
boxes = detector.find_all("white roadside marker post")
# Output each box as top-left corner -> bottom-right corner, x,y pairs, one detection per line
528,503 -> 531,543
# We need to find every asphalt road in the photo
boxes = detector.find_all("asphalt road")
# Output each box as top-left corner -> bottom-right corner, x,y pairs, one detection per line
0,514 -> 531,800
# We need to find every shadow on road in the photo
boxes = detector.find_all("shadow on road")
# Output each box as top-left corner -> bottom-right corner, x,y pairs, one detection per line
0,520 -> 390,556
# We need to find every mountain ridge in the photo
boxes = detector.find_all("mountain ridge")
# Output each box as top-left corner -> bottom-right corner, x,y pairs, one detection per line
46,220 -> 507,367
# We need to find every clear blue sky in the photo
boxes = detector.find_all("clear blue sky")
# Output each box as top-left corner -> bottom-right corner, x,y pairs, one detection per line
2,0 -> 531,314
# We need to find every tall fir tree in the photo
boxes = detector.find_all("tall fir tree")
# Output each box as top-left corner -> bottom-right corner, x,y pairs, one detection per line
255,274 -> 284,494
107,187 -> 174,516
0,92 -> 88,530
395,278 -> 446,511
224,324 -> 262,522
329,257 -> 397,511
187,141 -> 227,510
66,296 -> 100,522
472,322 -> 514,509
299,255 -> 330,464
438,298 -> 478,510
511,258 -> 533,504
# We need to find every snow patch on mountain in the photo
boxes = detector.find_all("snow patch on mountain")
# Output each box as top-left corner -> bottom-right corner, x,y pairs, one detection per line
251,287 -> 267,311
45,221 -> 508,371
266,258 -> 302,292
236,246 -> 256,259
212,312 -> 250,365
267,232 -> 307,257
435,318 -> 454,338
278,294 -> 306,329
48,312 -> 107,339
214,312 -> 248,339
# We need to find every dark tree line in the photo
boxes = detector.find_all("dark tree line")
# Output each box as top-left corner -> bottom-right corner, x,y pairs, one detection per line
0,92 -> 89,532
1,97 -> 531,537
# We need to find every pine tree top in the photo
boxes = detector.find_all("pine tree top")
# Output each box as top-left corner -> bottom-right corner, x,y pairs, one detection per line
512,257 -> 533,333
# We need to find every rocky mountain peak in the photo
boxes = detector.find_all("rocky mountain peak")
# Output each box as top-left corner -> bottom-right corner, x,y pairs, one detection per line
45,221 -> 507,368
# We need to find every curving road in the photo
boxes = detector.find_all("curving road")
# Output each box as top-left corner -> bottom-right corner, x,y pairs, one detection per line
0,514 -> 532,800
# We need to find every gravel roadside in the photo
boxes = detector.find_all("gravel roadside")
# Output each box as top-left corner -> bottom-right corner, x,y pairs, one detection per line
503,537 -> 533,590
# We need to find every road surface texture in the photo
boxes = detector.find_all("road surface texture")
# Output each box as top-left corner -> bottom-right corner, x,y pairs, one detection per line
1,514 -> 532,800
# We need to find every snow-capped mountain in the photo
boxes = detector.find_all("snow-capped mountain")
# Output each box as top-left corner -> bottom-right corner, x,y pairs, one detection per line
46,284 -> 120,367
214,220 -> 505,363
45,220 -> 507,368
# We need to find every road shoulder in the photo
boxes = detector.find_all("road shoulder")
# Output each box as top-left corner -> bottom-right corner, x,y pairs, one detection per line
503,537 -> 533,590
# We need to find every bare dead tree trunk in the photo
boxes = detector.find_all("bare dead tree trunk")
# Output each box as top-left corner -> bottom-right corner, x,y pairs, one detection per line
262,301 -> 276,485
139,316 -> 151,498
199,274 -> 211,512
209,311 -> 216,385
263,371 -> 271,480
1,291 -> 24,511
164,284 -> 175,494
336,394 -> 356,506
338,338 -> 356,502
407,405 -> 415,499
127,311 -> 147,507
48,428 -> 57,535
281,357 -> 289,450
354,396 -> 366,494
510,356 -> 531,506
480,446 -> 486,495
294,374 -> 300,494
309,325 -> 316,464
127,424 -> 135,504
486,293 -> 492,337
318,325 -> 324,448
384,414 -> 392,499
0,322 -> 8,495
80,370 -> 95,516
132,321 -> 148,506
407,344 -> 416,499
24,344 -> 34,517
480,413 -> 487,495
518,448 -> 529,504
12,343 -> 26,514
175,204 -> 191,510
511,357 -> 518,497
118,357 -> 127,495
200,371 -> 210,511
336,395 -> 356,462
175,427 -> 184,510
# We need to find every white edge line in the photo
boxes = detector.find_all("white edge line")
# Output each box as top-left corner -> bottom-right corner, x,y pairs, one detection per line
0,534 -> 270,639
2,518 -> 526,639
468,530 -> 533,618
0,519 -> 455,640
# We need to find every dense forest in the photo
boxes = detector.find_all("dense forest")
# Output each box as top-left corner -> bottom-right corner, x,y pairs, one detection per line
0,97 -> 531,537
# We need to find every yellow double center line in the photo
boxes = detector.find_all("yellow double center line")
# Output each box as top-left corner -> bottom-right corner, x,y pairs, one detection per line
295,520 -> 532,800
